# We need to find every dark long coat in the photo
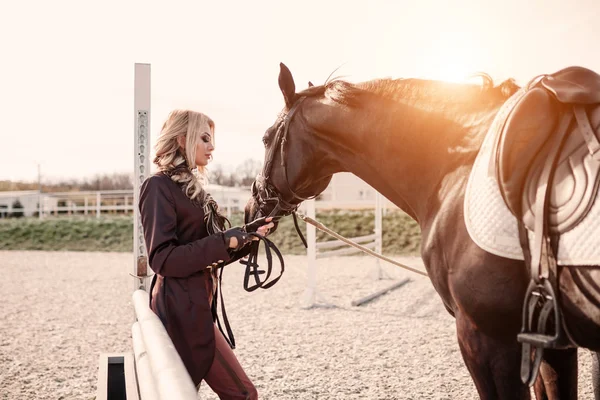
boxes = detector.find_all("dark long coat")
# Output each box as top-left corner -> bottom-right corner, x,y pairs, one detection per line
139,172 -> 248,385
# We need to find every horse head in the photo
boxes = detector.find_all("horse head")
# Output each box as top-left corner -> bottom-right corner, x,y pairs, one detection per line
244,63 -> 337,226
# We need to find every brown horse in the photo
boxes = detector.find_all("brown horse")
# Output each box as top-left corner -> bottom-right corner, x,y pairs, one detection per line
244,63 -> 600,399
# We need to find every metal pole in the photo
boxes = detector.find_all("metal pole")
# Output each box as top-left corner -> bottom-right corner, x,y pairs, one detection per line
133,63 -> 151,292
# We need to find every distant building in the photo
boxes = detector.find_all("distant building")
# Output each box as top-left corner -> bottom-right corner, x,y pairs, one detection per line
205,184 -> 251,216
316,172 -> 398,210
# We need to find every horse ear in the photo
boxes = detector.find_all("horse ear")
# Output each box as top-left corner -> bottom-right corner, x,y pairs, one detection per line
308,81 -> 314,87
278,63 -> 296,108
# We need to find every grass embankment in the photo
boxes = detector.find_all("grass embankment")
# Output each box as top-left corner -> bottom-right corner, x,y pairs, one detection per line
0,210 -> 421,255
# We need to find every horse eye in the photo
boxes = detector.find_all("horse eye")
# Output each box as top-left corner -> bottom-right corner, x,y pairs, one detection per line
262,136 -> 269,147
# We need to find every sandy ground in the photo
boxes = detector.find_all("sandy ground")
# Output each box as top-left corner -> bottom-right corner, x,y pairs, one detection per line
0,251 -> 595,400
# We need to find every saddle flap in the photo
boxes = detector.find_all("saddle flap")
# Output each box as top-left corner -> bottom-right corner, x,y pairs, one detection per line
496,87 -> 559,217
541,66 -> 600,105
522,105 -> 600,233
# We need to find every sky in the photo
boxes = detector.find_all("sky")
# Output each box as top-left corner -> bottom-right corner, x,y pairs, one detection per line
1,0 -> 600,182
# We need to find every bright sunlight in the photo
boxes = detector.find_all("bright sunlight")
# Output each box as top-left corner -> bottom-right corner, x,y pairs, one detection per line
419,33 -> 484,83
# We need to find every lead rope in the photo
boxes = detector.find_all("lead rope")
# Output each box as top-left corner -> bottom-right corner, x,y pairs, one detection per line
295,212 -> 428,277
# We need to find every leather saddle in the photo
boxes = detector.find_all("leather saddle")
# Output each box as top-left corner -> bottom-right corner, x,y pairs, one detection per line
495,66 -> 600,234
493,66 -> 600,386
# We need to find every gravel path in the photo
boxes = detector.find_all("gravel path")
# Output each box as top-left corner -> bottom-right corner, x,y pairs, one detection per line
0,251 -> 594,399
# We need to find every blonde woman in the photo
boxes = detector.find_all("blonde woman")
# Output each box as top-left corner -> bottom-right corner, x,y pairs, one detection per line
139,109 -> 272,399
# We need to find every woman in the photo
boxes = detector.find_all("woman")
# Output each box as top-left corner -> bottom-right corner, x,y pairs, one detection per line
139,109 -> 272,399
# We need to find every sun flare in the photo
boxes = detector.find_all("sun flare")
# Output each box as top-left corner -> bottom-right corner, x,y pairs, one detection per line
419,34 -> 484,84
427,61 -> 476,83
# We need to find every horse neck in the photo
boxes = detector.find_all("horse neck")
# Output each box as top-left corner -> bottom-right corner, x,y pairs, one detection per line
319,96 -> 502,223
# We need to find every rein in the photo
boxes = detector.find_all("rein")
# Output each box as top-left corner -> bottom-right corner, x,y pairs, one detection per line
241,233 -> 285,292
214,231 -> 285,350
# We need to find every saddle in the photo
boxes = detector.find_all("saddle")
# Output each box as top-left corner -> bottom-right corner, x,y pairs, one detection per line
541,65 -> 600,104
492,66 -> 600,386
496,66 -> 600,234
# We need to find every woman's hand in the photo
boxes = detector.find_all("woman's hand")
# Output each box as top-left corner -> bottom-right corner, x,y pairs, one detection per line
223,228 -> 249,250
243,216 -> 275,240
252,217 -> 274,240
223,217 -> 275,250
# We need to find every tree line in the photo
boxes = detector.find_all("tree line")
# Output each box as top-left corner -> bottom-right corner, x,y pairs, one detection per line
0,159 -> 263,192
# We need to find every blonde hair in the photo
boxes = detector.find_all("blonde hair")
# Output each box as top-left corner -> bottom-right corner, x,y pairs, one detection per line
154,109 -> 215,201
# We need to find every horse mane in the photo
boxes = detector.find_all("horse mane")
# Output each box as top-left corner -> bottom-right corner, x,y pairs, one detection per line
296,73 -> 521,109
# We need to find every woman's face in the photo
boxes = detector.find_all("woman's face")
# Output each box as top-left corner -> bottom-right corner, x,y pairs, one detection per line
194,127 -> 215,167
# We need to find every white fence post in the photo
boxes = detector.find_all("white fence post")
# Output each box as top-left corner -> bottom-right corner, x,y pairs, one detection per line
96,192 -> 101,219
375,191 -> 384,279
226,196 -> 232,220
301,187 -> 394,308
301,199 -> 336,309
38,193 -> 43,219
301,199 -> 318,309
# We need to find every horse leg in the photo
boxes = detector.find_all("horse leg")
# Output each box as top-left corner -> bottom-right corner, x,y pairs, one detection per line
532,348 -> 578,400
593,351 -> 600,400
456,313 -> 530,400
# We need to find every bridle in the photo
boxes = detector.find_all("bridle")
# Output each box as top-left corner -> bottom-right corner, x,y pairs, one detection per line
251,96 -> 318,233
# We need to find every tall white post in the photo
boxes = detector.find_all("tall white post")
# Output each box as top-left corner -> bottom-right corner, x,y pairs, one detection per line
134,63 -> 151,292
301,199 -> 317,308
375,191 -> 384,279
301,199 -> 334,309
331,174 -> 337,202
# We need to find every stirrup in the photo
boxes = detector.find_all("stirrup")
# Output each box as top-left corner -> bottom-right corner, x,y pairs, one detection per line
517,278 -> 562,386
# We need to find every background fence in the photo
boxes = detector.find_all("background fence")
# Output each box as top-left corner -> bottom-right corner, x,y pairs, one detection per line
0,186 -> 399,219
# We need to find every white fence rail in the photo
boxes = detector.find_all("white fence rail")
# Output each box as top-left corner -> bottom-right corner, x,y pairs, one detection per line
96,290 -> 198,400
0,188 -> 250,219
0,189 -> 397,220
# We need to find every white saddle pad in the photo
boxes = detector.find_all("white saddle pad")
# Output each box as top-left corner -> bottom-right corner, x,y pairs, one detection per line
464,89 -> 600,266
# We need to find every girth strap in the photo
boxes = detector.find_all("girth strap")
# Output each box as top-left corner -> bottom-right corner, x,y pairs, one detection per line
530,112 -> 573,282
574,105 -> 600,160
